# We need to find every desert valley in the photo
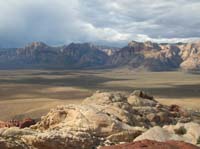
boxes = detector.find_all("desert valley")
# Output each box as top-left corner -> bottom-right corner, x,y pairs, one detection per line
0,41 -> 200,148
1,0 -> 200,148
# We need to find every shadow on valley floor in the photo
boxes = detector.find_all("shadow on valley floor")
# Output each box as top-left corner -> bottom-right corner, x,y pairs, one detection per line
0,75 -> 132,100
93,84 -> 200,99
0,73 -> 200,99
30,70 -> 104,76
0,75 -> 132,87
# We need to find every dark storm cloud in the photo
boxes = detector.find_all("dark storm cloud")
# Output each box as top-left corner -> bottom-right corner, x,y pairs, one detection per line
0,0 -> 200,47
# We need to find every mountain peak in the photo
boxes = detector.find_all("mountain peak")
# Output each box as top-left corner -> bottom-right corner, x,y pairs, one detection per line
25,42 -> 48,49
0,41 -> 200,71
128,40 -> 140,47
144,40 -> 154,46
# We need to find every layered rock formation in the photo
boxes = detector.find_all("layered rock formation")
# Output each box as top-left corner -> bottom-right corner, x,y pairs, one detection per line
109,41 -> 200,71
1,41 -> 200,71
0,91 -> 199,148
0,42 -> 109,69
179,41 -> 200,71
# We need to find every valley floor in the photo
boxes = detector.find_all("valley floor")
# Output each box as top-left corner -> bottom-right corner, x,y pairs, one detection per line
0,68 -> 200,120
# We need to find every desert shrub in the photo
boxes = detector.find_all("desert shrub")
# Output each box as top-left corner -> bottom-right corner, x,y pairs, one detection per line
174,126 -> 187,135
197,136 -> 200,144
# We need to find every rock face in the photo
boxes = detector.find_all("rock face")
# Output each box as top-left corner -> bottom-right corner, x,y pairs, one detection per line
100,139 -> 199,149
179,42 -> 200,71
109,41 -> 181,71
0,91 -> 199,148
31,91 -> 146,146
93,45 -> 120,56
1,41 -> 200,71
109,41 -> 200,71
0,42 -> 109,69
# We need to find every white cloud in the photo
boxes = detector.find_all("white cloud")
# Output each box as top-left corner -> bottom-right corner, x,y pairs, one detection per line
81,23 -> 131,41
135,34 -> 200,43
0,0 -> 200,47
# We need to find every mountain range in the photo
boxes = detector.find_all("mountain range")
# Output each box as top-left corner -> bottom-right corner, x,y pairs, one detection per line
0,41 -> 200,71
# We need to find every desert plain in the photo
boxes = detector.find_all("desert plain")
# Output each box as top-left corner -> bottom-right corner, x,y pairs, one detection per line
0,68 -> 200,121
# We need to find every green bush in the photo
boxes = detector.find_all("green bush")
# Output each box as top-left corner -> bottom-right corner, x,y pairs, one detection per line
174,126 -> 187,135
197,136 -> 200,144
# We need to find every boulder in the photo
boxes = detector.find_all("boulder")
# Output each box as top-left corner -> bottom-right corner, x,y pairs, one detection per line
164,122 -> 200,145
106,130 -> 143,143
128,90 -> 157,107
131,90 -> 154,100
146,113 -> 160,123
134,126 -> 177,142
100,139 -> 199,149
20,118 -> 36,128
82,91 -> 136,125
134,122 -> 200,146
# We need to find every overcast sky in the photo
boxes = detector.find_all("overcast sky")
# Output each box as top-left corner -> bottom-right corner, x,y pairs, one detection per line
0,0 -> 200,48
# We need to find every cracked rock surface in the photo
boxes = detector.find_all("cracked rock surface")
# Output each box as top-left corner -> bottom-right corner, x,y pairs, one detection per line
0,90 -> 199,149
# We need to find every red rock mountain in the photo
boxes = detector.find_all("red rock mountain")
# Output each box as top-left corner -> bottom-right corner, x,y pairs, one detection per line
0,41 -> 200,71
0,42 -> 109,69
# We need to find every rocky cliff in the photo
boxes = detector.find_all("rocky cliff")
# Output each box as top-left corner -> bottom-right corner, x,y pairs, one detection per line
0,42 -> 109,69
1,41 -> 200,71
109,41 -> 200,71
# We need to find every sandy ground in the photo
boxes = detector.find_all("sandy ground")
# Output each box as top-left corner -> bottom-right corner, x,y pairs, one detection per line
157,98 -> 200,111
0,98 -> 83,121
0,69 -> 200,121
1,96 -> 199,121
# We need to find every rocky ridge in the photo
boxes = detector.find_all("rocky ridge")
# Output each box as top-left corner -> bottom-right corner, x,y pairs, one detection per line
0,42 -> 109,69
109,41 -> 200,71
1,41 -> 200,71
0,90 -> 199,148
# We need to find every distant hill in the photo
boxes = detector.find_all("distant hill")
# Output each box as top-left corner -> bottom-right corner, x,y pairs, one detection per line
0,41 -> 200,71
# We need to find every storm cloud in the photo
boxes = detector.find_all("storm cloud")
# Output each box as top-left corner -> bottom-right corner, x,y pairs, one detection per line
0,0 -> 200,47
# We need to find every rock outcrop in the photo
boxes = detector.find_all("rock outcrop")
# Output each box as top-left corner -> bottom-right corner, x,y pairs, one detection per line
0,118 -> 36,129
0,90 -> 199,148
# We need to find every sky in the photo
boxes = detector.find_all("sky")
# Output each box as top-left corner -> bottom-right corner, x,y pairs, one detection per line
0,0 -> 200,48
